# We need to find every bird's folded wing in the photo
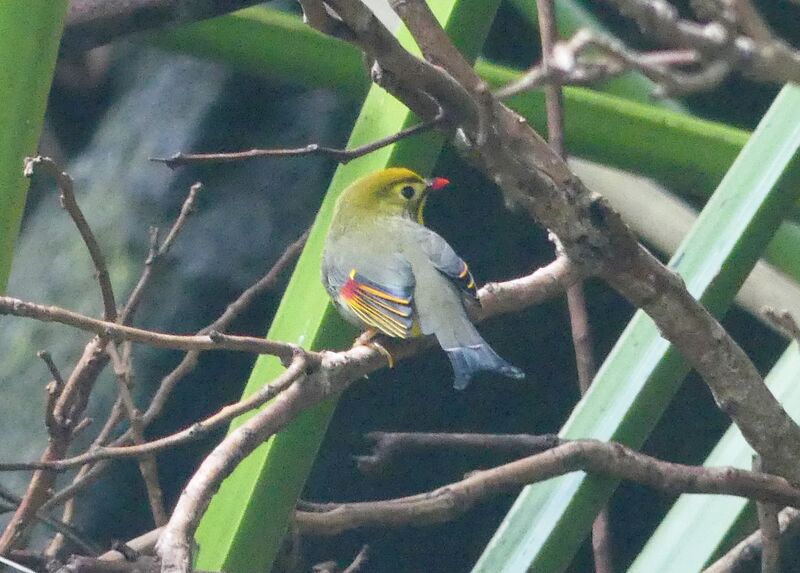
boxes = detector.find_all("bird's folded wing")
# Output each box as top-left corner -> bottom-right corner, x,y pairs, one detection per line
413,226 -> 478,300
341,270 -> 415,338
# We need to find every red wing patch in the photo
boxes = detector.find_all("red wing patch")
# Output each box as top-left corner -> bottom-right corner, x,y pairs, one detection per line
340,270 -> 414,338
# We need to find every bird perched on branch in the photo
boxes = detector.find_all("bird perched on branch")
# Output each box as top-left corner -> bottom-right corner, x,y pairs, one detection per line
321,167 -> 524,389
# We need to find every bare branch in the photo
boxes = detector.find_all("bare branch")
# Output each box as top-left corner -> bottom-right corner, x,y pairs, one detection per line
0,484 -> 101,556
41,231 -> 309,511
0,297 -> 303,364
107,344 -> 167,526
295,440 -> 800,536
24,156 -> 117,322
605,0 -> 800,85
151,114 -> 444,169
763,308 -> 800,342
37,351 -> 65,389
342,545 -> 369,573
120,182 -> 202,324
495,30 -> 710,99
0,355 -> 307,472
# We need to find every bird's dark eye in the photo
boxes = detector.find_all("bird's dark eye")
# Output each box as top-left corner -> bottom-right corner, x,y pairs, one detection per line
401,185 -> 415,199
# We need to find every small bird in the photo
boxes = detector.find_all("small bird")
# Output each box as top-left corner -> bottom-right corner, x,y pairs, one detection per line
321,167 -> 524,389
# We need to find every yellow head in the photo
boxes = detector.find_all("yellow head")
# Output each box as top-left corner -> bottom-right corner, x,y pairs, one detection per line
335,167 -> 449,225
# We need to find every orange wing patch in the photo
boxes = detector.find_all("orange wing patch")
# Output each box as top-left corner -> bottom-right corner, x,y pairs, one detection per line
341,270 -> 414,338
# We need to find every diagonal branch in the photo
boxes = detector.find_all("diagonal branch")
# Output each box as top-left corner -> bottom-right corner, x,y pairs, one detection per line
24,156 -> 117,322
0,355 -> 307,472
151,113 -> 444,169
120,182 -> 203,324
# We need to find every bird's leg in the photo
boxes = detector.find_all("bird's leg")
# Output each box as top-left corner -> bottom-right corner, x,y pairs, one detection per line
353,328 -> 395,368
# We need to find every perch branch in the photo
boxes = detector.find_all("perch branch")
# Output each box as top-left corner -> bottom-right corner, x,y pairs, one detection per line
1,257 -> 576,474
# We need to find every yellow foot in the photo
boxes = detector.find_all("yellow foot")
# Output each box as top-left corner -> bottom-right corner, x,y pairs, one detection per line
353,328 -> 379,347
352,329 -> 395,368
367,341 -> 395,369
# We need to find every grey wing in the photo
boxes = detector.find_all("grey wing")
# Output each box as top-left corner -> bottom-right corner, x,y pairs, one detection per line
410,224 -> 478,300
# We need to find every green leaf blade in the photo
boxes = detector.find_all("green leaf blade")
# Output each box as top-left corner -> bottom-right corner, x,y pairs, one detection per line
630,340 -> 800,572
0,2 -> 69,292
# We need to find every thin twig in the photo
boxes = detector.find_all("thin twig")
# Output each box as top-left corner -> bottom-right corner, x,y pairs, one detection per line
763,307 -> 800,342
604,0 -> 800,85
24,156 -> 117,322
120,183 -> 202,324
0,297 -> 304,364
151,114 -> 444,169
141,229 -> 309,426
0,356 -> 307,472
294,440 -> 800,536
0,555 -> 36,573
341,545 -> 369,573
536,4 -> 609,570
107,344 -> 168,526
495,29 -> 708,99
753,456 -> 781,573
42,231 -> 310,511
37,351 -> 65,389
0,484 -> 101,556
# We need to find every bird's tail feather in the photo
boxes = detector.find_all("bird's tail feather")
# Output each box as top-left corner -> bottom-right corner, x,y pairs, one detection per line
445,344 -> 525,390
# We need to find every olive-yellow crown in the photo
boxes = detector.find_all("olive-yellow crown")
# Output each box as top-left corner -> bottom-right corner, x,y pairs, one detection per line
334,167 -> 449,223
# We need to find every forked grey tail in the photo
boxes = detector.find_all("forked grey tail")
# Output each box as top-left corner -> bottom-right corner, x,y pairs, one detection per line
445,344 -> 525,390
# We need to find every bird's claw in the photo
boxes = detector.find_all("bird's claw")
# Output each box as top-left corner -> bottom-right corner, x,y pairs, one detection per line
352,329 -> 395,368
368,341 -> 395,369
